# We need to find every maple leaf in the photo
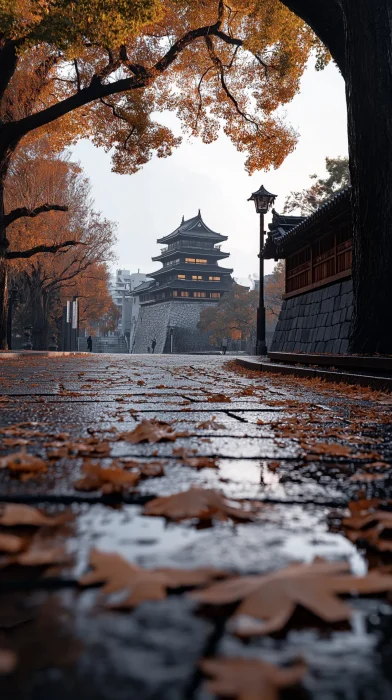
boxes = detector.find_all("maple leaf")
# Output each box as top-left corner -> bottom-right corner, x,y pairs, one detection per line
197,418 -> 226,430
191,559 -> 392,636
0,649 -> 17,675
0,449 -> 47,473
343,507 -> 392,551
0,533 -> 25,553
207,394 -> 232,403
304,443 -> 352,457
74,461 -> 140,493
144,487 -> 256,522
201,657 -> 307,700
0,503 -> 73,528
121,419 -> 177,444
79,549 -> 227,608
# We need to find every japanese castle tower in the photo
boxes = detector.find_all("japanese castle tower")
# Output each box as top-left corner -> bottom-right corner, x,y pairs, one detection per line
132,211 -> 233,353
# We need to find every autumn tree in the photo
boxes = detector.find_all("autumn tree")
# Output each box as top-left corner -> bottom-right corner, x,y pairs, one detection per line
8,140 -> 117,348
284,156 -> 350,216
279,0 -> 392,354
198,283 -> 258,344
0,0 -> 322,347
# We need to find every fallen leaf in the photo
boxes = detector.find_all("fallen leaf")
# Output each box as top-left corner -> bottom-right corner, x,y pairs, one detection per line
0,449 -> 47,474
207,394 -> 232,403
74,461 -> 140,492
197,418 -> 226,430
144,487 -> 256,522
140,463 -> 165,478
0,533 -> 25,553
191,559 -> 392,636
0,649 -> 17,674
343,507 -> 392,551
305,443 -> 352,457
267,461 -> 280,472
201,657 -> 307,700
79,549 -> 227,608
0,503 -> 73,528
121,419 -> 177,444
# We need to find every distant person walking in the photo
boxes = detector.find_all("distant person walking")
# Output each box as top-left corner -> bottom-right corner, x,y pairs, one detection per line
87,335 -> 93,352
221,338 -> 228,355
151,338 -> 157,354
147,346 -> 151,353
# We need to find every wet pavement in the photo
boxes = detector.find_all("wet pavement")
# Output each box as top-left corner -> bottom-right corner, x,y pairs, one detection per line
0,354 -> 392,699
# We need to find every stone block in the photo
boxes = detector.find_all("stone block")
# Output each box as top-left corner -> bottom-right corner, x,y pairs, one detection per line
325,339 -> 335,352
326,312 -> 333,326
332,310 -> 341,325
329,283 -> 341,298
340,339 -> 349,353
332,339 -> 342,354
295,329 -> 302,341
321,298 -> 334,314
301,329 -> 310,343
346,306 -> 353,321
341,321 -> 351,339
316,326 -> 326,342
333,295 -> 342,312
316,341 -> 327,352
321,286 -> 330,300
330,324 -> 340,340
324,326 -> 333,342
339,293 -> 348,310
341,279 -> 353,295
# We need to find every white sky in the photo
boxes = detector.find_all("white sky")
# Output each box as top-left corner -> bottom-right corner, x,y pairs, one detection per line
70,60 -> 348,279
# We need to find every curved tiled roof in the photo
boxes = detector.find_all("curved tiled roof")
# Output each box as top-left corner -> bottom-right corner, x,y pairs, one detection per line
157,211 -> 227,243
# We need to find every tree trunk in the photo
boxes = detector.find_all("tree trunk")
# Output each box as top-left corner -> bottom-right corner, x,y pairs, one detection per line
0,253 -> 8,350
343,0 -> 392,354
30,278 -> 49,350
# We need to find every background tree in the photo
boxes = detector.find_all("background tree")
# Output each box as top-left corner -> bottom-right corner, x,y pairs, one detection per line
198,283 -> 258,344
8,140 -> 117,348
283,156 -> 350,216
0,0 -> 321,347
279,0 -> 392,353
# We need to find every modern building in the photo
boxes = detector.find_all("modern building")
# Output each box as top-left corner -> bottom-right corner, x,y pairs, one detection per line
109,270 -> 153,347
131,211 -> 233,353
264,188 -> 353,354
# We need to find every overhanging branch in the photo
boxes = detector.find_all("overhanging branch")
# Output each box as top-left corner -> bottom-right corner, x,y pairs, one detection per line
4,203 -> 68,229
7,240 -> 83,260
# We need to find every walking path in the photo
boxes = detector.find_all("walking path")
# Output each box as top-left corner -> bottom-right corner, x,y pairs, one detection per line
0,354 -> 391,699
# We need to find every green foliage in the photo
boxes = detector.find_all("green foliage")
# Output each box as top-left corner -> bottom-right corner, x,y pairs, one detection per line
284,156 -> 350,215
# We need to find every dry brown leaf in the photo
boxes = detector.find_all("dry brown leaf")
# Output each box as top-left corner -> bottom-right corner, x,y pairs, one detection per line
0,449 -> 47,474
2,438 -> 29,447
191,559 -> 392,636
0,503 -> 73,528
305,443 -> 352,457
79,549 -> 227,608
121,419 -> 177,444
173,448 -> 218,470
15,546 -> 70,567
0,533 -> 25,553
343,507 -> 392,551
140,463 -> 165,478
0,648 -> 17,674
201,657 -> 307,700
74,461 -> 140,492
207,394 -> 232,403
196,418 -> 226,430
144,487 -> 256,522
267,461 -> 280,472
72,442 -> 111,457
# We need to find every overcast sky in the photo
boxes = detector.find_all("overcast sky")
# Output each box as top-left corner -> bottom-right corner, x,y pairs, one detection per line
70,59 -> 348,280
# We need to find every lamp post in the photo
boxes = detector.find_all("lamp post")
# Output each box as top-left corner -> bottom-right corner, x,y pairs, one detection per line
248,185 -> 277,356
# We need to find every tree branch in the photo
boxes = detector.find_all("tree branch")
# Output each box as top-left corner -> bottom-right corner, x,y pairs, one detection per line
279,0 -> 345,76
7,240 -> 83,260
4,203 -> 68,229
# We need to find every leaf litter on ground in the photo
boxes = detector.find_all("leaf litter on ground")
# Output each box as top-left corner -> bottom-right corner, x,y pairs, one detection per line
144,487 -> 258,523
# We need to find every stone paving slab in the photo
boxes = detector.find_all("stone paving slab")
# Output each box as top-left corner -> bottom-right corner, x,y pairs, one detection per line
0,354 -> 392,699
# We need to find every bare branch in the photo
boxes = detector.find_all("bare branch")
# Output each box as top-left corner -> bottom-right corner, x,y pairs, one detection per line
74,59 -> 81,91
7,240 -> 84,260
4,203 -> 68,228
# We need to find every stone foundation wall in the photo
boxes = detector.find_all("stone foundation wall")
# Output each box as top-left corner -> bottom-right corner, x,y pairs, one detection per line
132,300 -> 218,354
270,279 -> 353,354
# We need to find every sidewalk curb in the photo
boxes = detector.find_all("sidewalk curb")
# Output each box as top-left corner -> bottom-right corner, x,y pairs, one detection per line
236,357 -> 392,391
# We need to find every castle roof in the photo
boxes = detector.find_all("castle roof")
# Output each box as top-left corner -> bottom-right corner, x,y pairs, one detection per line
157,211 -> 227,244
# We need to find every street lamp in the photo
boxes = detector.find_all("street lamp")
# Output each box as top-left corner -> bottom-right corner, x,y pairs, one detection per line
248,185 -> 277,356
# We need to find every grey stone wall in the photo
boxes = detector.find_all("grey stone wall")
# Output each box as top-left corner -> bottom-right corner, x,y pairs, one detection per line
270,279 -> 353,354
132,300 -> 218,354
